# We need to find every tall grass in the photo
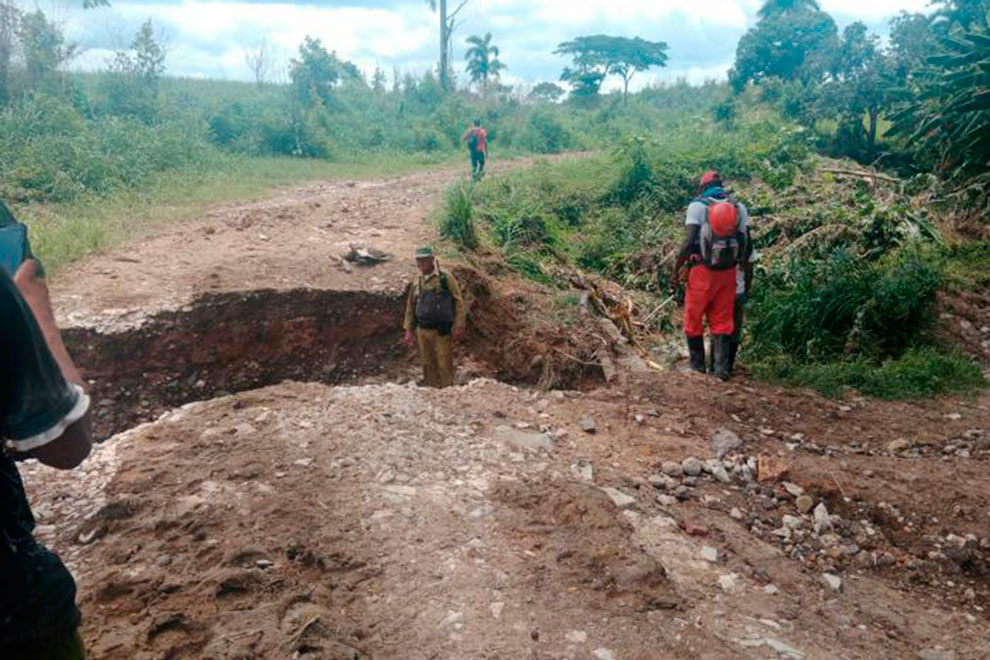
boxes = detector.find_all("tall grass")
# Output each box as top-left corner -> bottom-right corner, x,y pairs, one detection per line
438,180 -> 478,250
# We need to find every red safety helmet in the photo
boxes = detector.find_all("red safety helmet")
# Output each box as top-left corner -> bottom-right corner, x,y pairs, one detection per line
700,170 -> 722,188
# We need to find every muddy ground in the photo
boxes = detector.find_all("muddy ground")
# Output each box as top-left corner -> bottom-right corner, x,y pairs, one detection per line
21,158 -> 990,659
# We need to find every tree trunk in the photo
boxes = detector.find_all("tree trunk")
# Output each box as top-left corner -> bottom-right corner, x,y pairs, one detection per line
868,108 -> 879,149
0,2 -> 14,107
439,0 -> 449,90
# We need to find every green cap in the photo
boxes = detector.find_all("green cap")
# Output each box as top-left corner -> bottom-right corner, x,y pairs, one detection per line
415,246 -> 434,259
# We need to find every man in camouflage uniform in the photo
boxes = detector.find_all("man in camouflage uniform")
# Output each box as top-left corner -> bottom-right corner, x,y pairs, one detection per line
403,247 -> 466,388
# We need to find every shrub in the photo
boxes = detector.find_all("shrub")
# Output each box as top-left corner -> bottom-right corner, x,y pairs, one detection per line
749,247 -> 942,363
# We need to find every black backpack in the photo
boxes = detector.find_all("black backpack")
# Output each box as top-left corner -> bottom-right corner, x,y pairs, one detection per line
468,129 -> 480,152
415,273 -> 456,330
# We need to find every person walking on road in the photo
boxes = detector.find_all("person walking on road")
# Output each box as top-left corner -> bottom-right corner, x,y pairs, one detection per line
403,247 -> 467,388
1,258 -> 94,660
462,119 -> 488,180
670,171 -> 751,381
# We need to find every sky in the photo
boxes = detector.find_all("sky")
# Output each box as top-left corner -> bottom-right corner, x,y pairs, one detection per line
47,0 -> 933,90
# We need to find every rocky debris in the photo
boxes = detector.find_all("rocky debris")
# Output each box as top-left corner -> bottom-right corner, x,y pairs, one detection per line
710,427 -> 743,459
649,473 -> 678,490
661,461 -> 683,478
579,417 -> 598,434
783,482 -> 804,498
757,455 -> 789,482
813,503 -> 833,534
917,649 -> 956,660
821,573 -> 842,593
593,649 -> 616,660
718,573 -> 740,592
495,426 -> 553,452
887,438 -> 912,453
571,460 -> 594,482
795,495 -> 815,515
701,546 -> 719,563
712,464 -> 731,483
600,487 -> 637,509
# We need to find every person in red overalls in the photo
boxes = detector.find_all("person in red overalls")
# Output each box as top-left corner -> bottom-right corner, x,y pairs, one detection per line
462,119 -> 488,179
670,171 -> 750,381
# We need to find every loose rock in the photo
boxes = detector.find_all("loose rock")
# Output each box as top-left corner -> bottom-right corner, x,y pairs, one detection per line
711,427 -> 743,459
682,457 -> 703,477
821,573 -> 842,593
814,503 -> 833,534
579,417 -> 598,434
600,487 -> 637,509
701,546 -> 719,563
795,495 -> 815,515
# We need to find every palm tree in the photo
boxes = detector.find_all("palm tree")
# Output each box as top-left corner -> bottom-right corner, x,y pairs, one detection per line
757,0 -> 820,18
465,33 -> 505,90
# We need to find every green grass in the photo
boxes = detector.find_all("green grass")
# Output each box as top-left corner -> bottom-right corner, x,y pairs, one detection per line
16,151 -> 458,274
751,348 -> 986,399
437,179 -> 479,250
944,241 -> 990,291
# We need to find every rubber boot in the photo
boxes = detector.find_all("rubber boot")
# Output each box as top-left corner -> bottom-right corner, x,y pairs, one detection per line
687,336 -> 706,373
727,339 -> 739,375
713,335 -> 731,382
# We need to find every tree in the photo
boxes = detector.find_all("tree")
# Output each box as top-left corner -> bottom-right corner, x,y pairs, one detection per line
821,22 -> 892,153
371,65 -> 387,94
930,0 -> 990,29
555,35 -> 669,98
19,9 -> 79,91
289,37 -> 361,105
730,2 -> 838,91
757,0 -> 821,18
530,81 -> 564,103
888,11 -> 990,190
888,12 -> 938,84
606,36 -> 669,97
0,1 -> 19,106
464,32 -> 505,90
132,20 -> 165,94
425,0 -> 471,91
245,39 -> 271,87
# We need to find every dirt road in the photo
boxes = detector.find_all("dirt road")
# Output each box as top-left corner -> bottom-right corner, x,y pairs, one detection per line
23,160 -> 990,659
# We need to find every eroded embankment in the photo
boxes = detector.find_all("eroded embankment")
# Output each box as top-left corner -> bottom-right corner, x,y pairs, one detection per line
64,288 -> 407,439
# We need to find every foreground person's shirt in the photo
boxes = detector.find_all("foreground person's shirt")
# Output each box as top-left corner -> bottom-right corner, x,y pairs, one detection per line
1,270 -> 90,648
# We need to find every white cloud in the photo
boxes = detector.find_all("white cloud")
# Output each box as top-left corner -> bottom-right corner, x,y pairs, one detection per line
63,0 -> 937,83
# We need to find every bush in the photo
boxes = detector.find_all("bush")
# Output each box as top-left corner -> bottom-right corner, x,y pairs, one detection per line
750,247 -> 942,363
520,110 -> 574,154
